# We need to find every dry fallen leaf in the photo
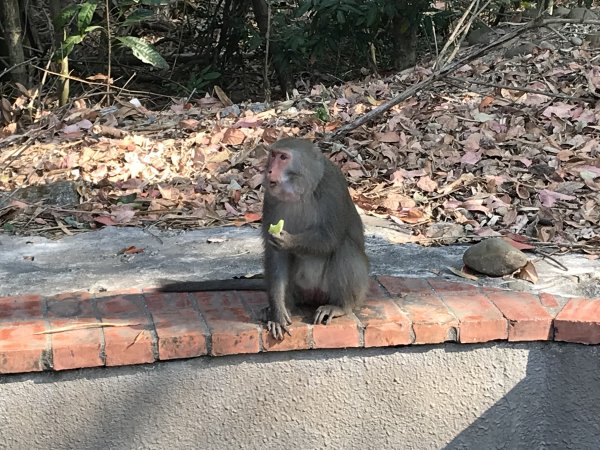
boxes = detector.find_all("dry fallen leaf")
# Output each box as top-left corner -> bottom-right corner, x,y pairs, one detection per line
118,245 -> 144,255
514,260 -> 539,283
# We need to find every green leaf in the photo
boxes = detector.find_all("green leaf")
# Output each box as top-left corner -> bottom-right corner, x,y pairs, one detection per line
3,222 -> 15,233
55,4 -> 80,29
84,25 -> 103,33
63,216 -> 90,229
66,34 -> 84,44
320,0 -> 338,10
77,2 -> 97,32
296,0 -> 313,17
366,6 -> 379,27
122,9 -> 155,26
315,105 -> 329,122
116,36 -> 169,69
61,34 -> 85,56
116,193 -> 137,204
336,10 -> 346,24
201,71 -> 221,80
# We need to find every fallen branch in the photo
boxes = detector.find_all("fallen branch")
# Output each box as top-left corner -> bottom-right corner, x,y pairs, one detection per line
34,322 -> 140,334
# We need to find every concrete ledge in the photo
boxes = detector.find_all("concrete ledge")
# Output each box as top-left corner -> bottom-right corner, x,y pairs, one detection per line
0,276 -> 598,374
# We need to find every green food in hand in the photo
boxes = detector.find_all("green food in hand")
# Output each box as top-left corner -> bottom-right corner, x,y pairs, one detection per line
268,219 -> 285,235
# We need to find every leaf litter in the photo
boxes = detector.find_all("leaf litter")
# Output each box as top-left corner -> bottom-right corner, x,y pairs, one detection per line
1,21 -> 600,255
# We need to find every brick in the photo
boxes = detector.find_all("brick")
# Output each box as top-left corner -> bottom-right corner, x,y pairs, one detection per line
484,289 -> 552,341
193,292 -> 260,356
397,293 -> 458,344
45,292 -> 103,370
312,316 -> 360,349
50,291 -> 93,302
49,318 -> 103,370
367,278 -> 390,299
152,313 -> 208,360
238,291 -> 269,321
356,298 -> 412,347
377,276 -> 432,296
555,298 -> 600,345
96,294 -> 155,366
239,292 -> 311,351
439,292 -> 508,343
262,322 -> 311,352
95,288 -> 143,298
539,293 -> 559,308
145,292 -> 208,360
428,278 -> 479,293
47,293 -> 95,318
0,295 -> 43,322
95,293 -> 147,317
0,321 -> 48,374
144,292 -> 194,312
103,325 -> 155,366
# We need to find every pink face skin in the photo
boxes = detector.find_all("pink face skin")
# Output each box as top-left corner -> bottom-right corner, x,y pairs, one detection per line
266,149 -> 303,202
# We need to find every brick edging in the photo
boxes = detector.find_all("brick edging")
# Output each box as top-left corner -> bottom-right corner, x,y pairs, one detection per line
0,277 -> 598,374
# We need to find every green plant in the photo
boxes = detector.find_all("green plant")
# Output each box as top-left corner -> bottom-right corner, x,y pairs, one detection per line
269,0 -> 433,76
186,66 -> 222,92
56,0 -> 169,69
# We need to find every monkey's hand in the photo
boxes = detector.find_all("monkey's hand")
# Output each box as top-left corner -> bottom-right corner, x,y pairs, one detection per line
314,305 -> 346,325
267,230 -> 294,251
266,307 -> 292,340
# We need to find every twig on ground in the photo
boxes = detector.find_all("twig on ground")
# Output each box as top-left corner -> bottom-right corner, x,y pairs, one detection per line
534,249 -> 569,271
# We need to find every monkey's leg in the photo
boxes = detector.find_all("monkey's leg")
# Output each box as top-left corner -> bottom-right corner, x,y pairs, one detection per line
314,239 -> 369,325
265,249 -> 293,339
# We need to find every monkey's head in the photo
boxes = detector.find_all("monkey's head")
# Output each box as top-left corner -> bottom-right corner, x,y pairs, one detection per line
264,138 -> 325,202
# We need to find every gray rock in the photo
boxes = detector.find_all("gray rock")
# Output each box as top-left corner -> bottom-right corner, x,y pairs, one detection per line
567,8 -> 598,21
570,36 -> 584,46
539,41 -> 557,51
553,7 -> 571,17
463,238 -> 529,276
505,42 -> 538,58
10,180 -> 80,207
585,33 -> 600,48
467,28 -> 494,46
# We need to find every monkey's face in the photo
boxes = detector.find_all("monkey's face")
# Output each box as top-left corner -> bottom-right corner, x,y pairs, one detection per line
264,149 -> 306,202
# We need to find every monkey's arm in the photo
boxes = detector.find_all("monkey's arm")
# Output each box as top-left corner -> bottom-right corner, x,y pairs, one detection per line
268,226 -> 344,255
159,278 -> 265,292
264,246 -> 292,339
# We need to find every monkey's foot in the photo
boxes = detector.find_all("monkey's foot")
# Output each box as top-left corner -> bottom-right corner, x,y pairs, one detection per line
267,321 -> 292,340
263,306 -> 292,340
313,305 -> 346,325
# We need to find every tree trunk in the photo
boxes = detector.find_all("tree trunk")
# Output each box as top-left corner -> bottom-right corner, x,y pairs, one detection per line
391,14 -> 418,70
250,0 -> 290,95
0,0 -> 27,84
47,0 -> 70,105
391,1 -> 429,70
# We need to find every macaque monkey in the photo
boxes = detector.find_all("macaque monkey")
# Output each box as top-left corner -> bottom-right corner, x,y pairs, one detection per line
261,138 -> 369,338
161,138 -> 369,340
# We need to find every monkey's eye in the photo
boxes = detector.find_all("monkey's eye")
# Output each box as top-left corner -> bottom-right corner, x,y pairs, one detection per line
279,154 -> 288,161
